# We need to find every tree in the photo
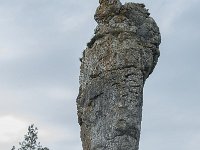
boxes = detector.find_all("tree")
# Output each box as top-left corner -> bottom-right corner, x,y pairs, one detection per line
12,124 -> 49,150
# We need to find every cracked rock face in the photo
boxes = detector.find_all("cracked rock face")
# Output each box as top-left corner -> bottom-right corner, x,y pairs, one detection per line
77,0 -> 161,150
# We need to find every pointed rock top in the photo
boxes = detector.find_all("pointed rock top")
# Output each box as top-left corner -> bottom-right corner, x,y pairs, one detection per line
99,0 -> 121,5
95,0 -> 122,23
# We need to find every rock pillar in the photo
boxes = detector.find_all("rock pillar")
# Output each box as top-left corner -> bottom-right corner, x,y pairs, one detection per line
77,0 -> 161,149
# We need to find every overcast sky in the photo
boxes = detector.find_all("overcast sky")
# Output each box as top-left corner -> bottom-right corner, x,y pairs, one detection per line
0,0 -> 199,149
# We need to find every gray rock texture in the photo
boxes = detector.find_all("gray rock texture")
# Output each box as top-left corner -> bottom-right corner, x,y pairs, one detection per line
76,0 -> 161,149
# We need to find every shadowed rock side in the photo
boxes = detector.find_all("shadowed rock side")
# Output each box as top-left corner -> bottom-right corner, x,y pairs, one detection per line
77,0 -> 161,150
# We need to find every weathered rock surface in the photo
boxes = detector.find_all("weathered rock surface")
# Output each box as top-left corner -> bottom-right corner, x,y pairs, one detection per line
77,0 -> 161,149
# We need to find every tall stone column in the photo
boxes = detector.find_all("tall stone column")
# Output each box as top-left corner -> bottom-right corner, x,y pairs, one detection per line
76,0 -> 161,150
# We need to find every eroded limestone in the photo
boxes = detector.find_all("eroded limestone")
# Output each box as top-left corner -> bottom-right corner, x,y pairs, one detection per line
77,0 -> 161,149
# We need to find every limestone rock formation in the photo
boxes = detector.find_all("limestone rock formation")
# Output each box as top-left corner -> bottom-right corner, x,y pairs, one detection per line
77,0 -> 161,149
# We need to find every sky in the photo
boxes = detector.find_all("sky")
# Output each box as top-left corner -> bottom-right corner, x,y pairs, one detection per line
0,0 -> 199,149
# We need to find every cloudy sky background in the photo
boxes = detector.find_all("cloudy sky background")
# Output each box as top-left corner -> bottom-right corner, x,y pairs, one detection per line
0,0 -> 199,149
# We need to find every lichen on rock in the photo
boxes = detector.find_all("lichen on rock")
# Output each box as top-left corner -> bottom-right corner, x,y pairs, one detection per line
77,0 -> 161,149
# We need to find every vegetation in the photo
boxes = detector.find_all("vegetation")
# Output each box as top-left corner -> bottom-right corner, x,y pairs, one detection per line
12,124 -> 49,150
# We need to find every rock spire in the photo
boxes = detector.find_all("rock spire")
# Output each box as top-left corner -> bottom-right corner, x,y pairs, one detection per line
77,0 -> 161,149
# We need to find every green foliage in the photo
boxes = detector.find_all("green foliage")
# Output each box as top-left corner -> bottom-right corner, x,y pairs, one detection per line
12,124 -> 49,150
